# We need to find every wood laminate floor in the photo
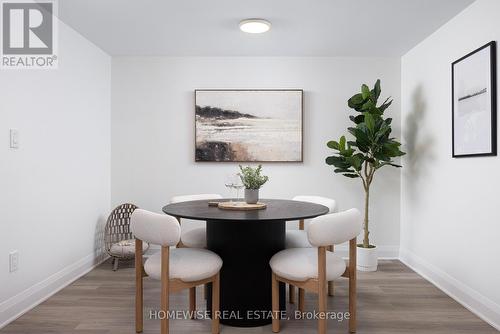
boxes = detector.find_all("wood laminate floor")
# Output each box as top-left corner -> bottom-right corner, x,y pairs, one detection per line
1,260 -> 497,334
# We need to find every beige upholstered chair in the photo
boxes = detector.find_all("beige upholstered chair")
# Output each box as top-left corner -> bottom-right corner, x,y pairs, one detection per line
170,193 -> 223,305
287,196 -> 336,303
271,209 -> 362,334
131,209 -> 222,334
104,203 -> 149,271
286,196 -> 337,249
170,194 -> 223,248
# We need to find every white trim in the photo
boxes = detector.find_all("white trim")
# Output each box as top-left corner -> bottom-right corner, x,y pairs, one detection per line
0,252 -> 109,330
335,244 -> 399,259
400,248 -> 500,331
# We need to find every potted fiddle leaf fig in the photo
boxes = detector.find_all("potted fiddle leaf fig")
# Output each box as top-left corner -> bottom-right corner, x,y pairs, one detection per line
239,165 -> 269,204
325,80 -> 405,271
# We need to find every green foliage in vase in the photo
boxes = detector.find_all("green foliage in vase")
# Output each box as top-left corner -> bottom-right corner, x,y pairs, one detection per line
239,165 -> 269,190
325,80 -> 405,248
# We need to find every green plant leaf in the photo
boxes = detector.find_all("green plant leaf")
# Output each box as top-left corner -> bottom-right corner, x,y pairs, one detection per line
334,168 -> 354,174
361,84 -> 370,99
349,114 -> 365,124
371,79 -> 381,101
349,126 -> 368,142
326,156 -> 347,167
347,140 -> 357,147
346,155 -> 362,171
373,152 -> 390,161
351,127 -> 370,153
341,147 -> 355,157
339,136 -> 346,151
379,97 -> 393,113
327,140 -> 339,150
364,113 -> 375,133
374,122 -> 391,143
348,93 -> 365,111
239,164 -> 269,189
361,99 -> 375,112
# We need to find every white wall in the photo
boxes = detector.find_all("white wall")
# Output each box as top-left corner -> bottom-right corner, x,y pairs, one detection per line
401,0 -> 500,329
0,20 -> 111,326
111,57 -> 401,255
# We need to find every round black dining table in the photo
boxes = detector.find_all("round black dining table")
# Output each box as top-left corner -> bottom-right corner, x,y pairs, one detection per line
162,198 -> 329,327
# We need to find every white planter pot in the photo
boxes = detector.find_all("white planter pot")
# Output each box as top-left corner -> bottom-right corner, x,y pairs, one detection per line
357,245 -> 378,272
244,188 -> 259,204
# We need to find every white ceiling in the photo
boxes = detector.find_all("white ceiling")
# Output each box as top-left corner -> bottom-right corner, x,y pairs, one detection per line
58,0 -> 475,57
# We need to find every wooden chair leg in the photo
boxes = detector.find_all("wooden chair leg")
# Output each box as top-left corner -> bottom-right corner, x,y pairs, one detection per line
349,239 -> 357,333
289,284 -> 295,304
212,273 -> 220,334
189,287 -> 196,319
161,247 -> 170,334
135,241 -> 143,333
348,277 -> 356,333
298,288 -> 305,313
328,281 -> 334,296
318,285 -> 327,334
113,258 -> 119,271
272,273 -> 280,333
327,245 -> 334,296
299,219 -> 304,230
318,247 -> 327,334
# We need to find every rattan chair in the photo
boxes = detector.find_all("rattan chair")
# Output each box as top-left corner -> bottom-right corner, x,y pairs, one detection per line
105,203 -> 149,271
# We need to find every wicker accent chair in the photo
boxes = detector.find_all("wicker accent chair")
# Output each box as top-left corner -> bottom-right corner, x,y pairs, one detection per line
105,203 -> 149,271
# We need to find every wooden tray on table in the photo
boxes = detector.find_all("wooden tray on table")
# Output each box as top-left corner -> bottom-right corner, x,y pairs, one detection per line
217,201 -> 267,211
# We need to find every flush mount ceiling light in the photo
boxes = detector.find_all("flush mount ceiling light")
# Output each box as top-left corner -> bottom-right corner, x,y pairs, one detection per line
239,19 -> 271,34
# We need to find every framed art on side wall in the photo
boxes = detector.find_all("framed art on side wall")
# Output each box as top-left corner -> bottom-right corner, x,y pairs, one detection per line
452,41 -> 497,157
195,89 -> 303,162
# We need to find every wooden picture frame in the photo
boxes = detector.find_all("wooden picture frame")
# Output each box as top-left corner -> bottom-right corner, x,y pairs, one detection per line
195,89 -> 304,162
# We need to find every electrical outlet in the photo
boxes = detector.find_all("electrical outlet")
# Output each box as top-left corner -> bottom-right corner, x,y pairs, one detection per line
9,251 -> 19,272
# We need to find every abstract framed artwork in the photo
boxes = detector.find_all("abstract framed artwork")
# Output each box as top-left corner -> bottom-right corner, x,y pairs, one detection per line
452,41 -> 497,158
195,89 -> 303,162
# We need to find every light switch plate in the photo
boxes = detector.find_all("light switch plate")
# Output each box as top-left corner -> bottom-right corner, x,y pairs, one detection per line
10,129 -> 19,149
9,251 -> 19,272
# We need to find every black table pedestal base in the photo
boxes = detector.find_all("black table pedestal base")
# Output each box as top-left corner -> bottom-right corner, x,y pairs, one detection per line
206,219 -> 286,327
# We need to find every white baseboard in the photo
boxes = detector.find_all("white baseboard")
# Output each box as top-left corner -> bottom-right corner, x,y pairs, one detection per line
335,244 -> 399,259
400,248 -> 500,331
0,252 -> 109,330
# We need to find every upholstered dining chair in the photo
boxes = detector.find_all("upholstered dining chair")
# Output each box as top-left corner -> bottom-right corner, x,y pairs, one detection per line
170,194 -> 223,248
131,209 -> 222,334
286,196 -> 337,248
287,196 -> 336,304
271,209 -> 362,334
170,194 -> 223,306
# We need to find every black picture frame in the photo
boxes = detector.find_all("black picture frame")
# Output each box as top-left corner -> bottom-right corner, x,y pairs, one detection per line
194,89 -> 304,162
452,41 -> 497,158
